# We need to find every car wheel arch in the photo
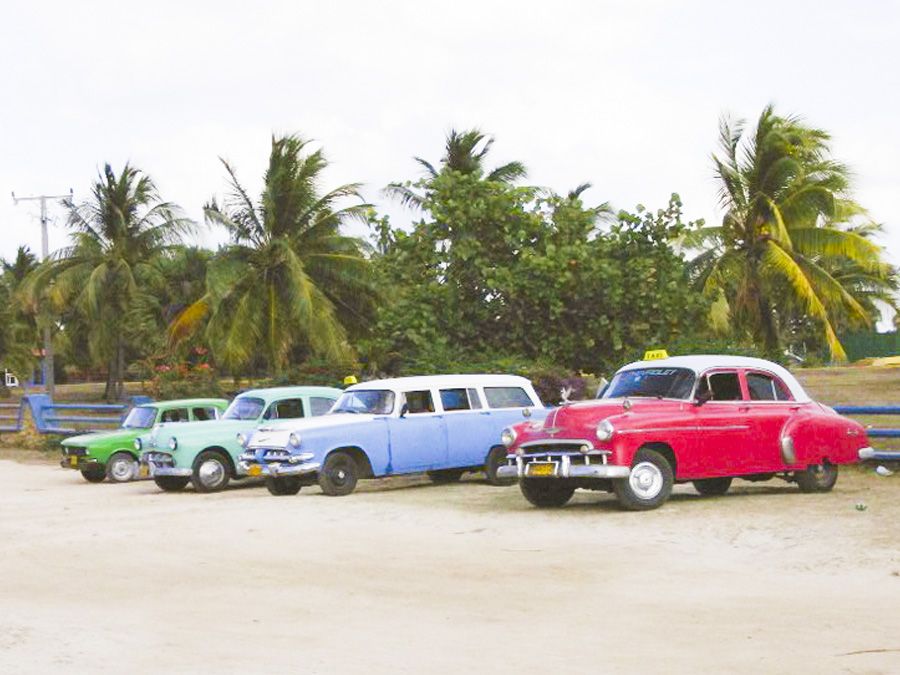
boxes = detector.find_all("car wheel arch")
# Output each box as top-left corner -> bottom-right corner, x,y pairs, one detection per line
326,446 -> 374,478
635,441 -> 677,476
197,446 -> 236,476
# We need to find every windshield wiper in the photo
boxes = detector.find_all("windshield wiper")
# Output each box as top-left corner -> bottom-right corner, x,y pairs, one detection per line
333,408 -> 360,414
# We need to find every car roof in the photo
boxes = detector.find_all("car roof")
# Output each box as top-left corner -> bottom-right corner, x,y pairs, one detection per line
347,374 -> 534,391
145,398 -> 229,409
235,386 -> 343,399
617,355 -> 810,402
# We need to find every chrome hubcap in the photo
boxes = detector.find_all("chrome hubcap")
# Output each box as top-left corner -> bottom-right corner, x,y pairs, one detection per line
629,461 -> 663,500
199,459 -> 225,487
110,458 -> 135,481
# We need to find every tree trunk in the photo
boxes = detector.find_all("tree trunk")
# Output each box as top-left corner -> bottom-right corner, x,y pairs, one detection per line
115,333 -> 125,401
104,355 -> 116,402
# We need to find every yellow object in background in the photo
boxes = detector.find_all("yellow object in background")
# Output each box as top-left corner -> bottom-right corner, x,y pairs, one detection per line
343,375 -> 359,385
871,356 -> 900,367
643,349 -> 669,361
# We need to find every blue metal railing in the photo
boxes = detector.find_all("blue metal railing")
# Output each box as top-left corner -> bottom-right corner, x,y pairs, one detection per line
832,406 -> 900,439
0,395 -> 152,435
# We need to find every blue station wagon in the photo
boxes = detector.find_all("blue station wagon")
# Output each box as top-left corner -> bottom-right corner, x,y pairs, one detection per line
240,374 -> 548,496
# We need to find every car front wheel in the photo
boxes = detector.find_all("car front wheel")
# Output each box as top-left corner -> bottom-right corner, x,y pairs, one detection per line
318,451 -> 359,496
266,476 -> 303,496
520,478 -> 575,508
106,452 -> 137,483
80,464 -> 106,483
192,450 -> 231,493
154,476 -> 190,492
795,462 -> 838,493
613,448 -> 674,511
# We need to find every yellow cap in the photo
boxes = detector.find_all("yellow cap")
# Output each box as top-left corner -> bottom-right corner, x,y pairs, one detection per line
343,375 -> 358,385
643,349 -> 669,361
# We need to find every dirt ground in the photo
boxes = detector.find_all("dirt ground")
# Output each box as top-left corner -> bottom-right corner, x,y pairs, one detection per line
1,457 -> 898,675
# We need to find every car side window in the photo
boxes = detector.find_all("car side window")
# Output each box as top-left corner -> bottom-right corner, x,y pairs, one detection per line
440,388 -> 470,412
484,386 -> 533,408
707,372 -> 742,401
467,388 -> 483,410
747,372 -> 792,401
265,398 -> 305,420
160,408 -> 189,423
191,407 -> 219,421
404,390 -> 435,414
310,396 -> 336,416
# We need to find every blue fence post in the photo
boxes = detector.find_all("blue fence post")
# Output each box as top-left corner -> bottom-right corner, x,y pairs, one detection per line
22,394 -> 52,433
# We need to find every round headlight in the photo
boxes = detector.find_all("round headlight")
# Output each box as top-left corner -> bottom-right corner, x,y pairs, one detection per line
288,432 -> 301,448
168,437 -> 178,451
134,438 -> 142,451
237,432 -> 247,447
596,419 -> 615,442
501,427 -> 517,447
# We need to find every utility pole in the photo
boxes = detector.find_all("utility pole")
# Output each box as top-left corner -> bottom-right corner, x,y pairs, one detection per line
11,188 -> 73,398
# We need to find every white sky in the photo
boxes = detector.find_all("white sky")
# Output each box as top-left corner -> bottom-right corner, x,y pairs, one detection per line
2,1 -> 899,271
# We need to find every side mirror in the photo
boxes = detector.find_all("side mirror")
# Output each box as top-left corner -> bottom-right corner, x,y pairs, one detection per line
694,390 -> 713,407
399,403 -> 409,418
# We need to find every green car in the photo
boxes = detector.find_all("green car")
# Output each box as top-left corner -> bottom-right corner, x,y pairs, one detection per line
140,386 -> 341,493
60,398 -> 229,483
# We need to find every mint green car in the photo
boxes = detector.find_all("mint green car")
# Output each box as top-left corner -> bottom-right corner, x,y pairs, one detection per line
60,398 -> 229,483
139,386 -> 341,493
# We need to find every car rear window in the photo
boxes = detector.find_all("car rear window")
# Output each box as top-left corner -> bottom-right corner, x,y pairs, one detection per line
747,372 -> 791,401
192,406 -> 219,421
483,386 -> 532,408
310,396 -> 336,416
440,388 -> 471,411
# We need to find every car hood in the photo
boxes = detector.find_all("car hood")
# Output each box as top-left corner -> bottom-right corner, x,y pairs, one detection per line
150,419 -> 246,448
62,428 -> 139,447
514,398 -> 687,444
248,413 -> 379,449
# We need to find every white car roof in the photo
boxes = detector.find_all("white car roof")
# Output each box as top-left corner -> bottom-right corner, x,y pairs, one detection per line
347,373 -> 535,392
617,355 -> 811,402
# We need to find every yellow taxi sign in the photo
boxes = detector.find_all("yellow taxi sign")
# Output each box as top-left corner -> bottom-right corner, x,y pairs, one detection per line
643,349 -> 669,361
343,375 -> 358,385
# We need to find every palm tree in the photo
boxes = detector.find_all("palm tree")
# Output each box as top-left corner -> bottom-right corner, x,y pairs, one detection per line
688,105 -> 892,360
25,164 -> 191,399
385,128 -> 527,209
171,134 -> 375,376
0,248 -> 39,383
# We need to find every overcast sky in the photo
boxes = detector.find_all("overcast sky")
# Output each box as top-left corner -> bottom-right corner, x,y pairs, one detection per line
2,1 -> 898,270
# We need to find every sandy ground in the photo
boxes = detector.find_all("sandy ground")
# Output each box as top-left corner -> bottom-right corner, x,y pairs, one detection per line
1,458 -> 898,675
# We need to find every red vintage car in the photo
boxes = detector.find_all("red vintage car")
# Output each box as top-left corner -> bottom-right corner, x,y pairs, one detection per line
497,355 -> 872,511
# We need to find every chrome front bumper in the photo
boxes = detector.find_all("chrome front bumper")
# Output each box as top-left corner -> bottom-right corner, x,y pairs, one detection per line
238,460 -> 321,478
141,451 -> 192,477
497,454 -> 631,480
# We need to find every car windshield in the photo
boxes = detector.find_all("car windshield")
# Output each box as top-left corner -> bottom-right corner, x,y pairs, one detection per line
603,367 -> 696,400
122,406 -> 157,429
223,396 -> 265,421
331,389 -> 394,415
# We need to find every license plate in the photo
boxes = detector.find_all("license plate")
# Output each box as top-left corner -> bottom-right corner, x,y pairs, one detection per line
138,464 -> 150,478
529,463 -> 555,477
247,465 -> 262,477
68,456 -> 78,467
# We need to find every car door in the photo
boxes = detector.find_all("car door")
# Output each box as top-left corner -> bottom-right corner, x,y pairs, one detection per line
687,370 -> 753,477
741,370 -> 797,472
439,387 -> 496,468
385,388 -> 448,473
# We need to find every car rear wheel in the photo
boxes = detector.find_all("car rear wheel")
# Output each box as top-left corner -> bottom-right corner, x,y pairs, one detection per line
80,464 -> 106,483
192,450 -> 231,493
520,478 -> 575,508
613,448 -> 674,511
795,462 -> 838,493
693,477 -> 732,496
427,469 -> 464,484
266,476 -> 303,496
106,452 -> 137,483
318,451 -> 359,496
154,476 -> 190,492
485,446 -> 515,486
